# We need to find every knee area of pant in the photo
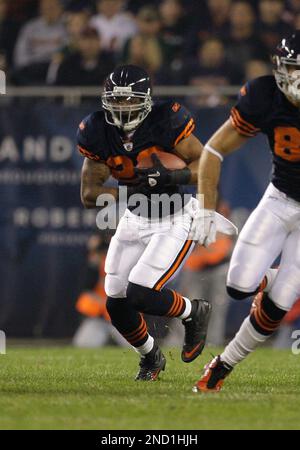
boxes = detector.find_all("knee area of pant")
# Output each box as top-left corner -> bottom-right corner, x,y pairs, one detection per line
105,274 -> 127,298
226,285 -> 254,300
128,263 -> 156,288
227,263 -> 261,293
268,264 -> 300,310
269,281 -> 298,312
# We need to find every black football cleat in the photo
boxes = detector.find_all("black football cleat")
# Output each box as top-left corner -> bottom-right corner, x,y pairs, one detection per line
135,345 -> 166,381
193,355 -> 233,392
181,299 -> 212,363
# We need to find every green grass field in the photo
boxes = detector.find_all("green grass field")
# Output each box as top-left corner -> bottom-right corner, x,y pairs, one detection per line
0,346 -> 299,430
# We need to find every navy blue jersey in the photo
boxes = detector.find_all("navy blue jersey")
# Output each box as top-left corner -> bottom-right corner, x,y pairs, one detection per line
231,75 -> 300,201
77,101 -> 195,185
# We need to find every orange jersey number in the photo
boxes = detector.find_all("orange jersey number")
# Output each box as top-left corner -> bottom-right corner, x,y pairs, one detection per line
274,127 -> 300,162
106,147 -> 164,182
106,155 -> 135,182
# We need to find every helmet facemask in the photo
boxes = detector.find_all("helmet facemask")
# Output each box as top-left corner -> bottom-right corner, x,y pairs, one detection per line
102,86 -> 152,132
274,55 -> 300,106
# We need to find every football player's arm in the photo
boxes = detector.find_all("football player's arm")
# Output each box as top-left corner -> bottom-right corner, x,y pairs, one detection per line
198,119 -> 249,209
136,133 -> 203,188
81,158 -> 117,209
174,133 -> 203,185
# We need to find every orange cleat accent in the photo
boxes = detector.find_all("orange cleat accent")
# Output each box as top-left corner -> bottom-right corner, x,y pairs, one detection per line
182,341 -> 205,362
193,356 -> 233,393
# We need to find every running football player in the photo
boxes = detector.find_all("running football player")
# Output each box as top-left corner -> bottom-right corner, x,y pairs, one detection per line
77,65 -> 212,381
194,31 -> 300,392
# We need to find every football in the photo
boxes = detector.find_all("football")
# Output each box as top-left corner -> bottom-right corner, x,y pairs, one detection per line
136,149 -> 186,170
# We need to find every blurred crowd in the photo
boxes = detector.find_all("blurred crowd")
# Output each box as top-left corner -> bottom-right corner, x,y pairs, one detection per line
1,0 -> 300,93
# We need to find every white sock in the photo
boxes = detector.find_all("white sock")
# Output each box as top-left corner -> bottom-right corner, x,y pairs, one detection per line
134,335 -> 154,356
177,297 -> 192,320
264,268 -> 278,293
221,316 -> 268,367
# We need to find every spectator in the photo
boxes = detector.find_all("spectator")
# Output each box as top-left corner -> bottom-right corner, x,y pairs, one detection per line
13,0 -> 67,69
64,9 -> 91,56
184,38 -> 240,106
224,1 -> 268,77
257,0 -> 293,53
12,0 -> 67,85
122,6 -> 164,78
202,0 -> 231,36
90,0 -> 137,53
287,0 -> 300,12
47,9 -> 91,84
283,0 -> 300,24
186,0 -> 231,57
0,0 -> 19,70
159,0 -> 188,64
55,26 -> 114,86
245,59 -> 271,81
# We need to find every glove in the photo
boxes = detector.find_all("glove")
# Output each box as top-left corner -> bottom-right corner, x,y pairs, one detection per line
215,212 -> 238,236
199,209 -> 217,247
189,207 -> 216,246
135,153 -> 191,190
190,207 -> 238,247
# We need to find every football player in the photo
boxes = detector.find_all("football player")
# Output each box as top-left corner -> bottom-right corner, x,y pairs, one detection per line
77,64 -> 212,381
194,31 -> 300,392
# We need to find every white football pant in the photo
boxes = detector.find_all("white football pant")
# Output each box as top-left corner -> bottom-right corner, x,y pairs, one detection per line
227,183 -> 300,311
105,198 -> 197,298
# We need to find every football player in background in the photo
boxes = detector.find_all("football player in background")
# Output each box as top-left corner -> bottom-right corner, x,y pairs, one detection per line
194,31 -> 300,392
77,65 -> 212,381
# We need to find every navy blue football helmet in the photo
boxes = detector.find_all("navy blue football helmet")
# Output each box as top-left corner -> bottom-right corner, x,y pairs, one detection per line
274,31 -> 300,104
102,65 -> 152,132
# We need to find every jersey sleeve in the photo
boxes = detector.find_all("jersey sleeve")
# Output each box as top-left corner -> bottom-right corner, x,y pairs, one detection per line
76,113 -> 104,162
162,102 -> 196,149
230,79 -> 266,137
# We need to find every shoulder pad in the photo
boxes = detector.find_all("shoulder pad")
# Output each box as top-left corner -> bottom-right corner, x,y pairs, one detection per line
151,101 -> 195,148
157,101 -> 193,129
77,111 -> 106,160
238,76 -> 276,112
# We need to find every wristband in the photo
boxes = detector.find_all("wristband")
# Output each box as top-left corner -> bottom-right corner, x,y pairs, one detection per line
204,144 -> 224,162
